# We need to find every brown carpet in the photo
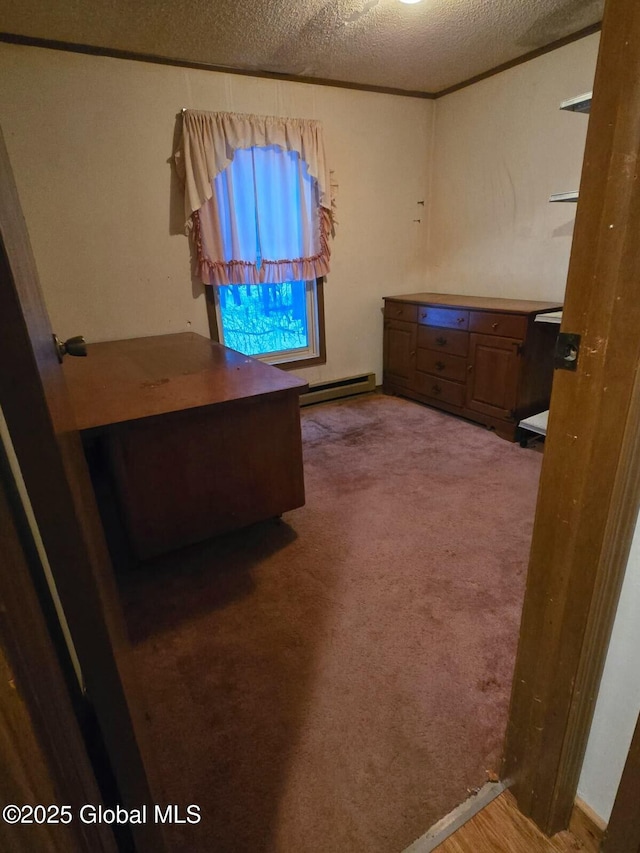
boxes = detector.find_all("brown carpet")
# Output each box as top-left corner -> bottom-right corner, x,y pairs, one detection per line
120,394 -> 542,853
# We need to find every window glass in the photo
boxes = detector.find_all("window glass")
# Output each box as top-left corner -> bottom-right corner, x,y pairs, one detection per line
217,280 -> 312,359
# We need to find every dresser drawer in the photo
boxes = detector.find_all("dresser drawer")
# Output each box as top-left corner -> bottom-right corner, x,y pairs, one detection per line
417,306 -> 469,330
469,311 -> 527,340
414,373 -> 465,408
384,301 -> 418,323
418,325 -> 469,357
415,350 -> 468,383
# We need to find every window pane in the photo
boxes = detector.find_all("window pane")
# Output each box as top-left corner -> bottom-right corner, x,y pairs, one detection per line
218,281 -> 311,358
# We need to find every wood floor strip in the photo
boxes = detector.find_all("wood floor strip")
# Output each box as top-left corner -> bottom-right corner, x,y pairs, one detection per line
432,792 -> 588,853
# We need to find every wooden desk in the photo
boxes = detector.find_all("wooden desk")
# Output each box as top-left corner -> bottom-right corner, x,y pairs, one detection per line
63,333 -> 308,559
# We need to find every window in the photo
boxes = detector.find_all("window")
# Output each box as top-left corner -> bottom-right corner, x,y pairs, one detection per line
206,143 -> 325,365
215,279 -> 325,366
175,111 -> 334,367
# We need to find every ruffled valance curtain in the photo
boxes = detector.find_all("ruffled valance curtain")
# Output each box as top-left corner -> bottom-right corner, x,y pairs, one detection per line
174,110 -> 335,286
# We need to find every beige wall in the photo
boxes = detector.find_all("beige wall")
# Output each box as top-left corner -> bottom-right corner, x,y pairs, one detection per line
0,43 -> 433,384
0,36 -> 602,382
427,34 -> 600,302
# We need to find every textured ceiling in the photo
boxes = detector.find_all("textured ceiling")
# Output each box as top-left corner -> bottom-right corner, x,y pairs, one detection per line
0,0 -> 604,94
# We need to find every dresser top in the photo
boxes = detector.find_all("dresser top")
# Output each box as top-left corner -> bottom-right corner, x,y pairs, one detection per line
384,293 -> 563,315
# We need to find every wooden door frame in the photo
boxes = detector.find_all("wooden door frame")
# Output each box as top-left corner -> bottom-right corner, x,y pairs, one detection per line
503,0 -> 640,835
0,438 -> 117,853
0,128 -> 166,852
603,711 -> 640,852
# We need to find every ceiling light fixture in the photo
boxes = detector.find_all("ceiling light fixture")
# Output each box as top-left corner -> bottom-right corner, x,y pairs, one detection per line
398,0 -> 424,4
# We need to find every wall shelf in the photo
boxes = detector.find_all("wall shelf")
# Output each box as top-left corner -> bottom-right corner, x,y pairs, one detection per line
519,409 -> 549,437
549,191 -> 579,203
548,93 -> 592,205
535,310 -> 563,324
523,92 -> 590,440
559,92 -> 592,114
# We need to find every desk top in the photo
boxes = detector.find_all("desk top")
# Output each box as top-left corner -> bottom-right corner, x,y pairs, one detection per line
63,333 -> 308,431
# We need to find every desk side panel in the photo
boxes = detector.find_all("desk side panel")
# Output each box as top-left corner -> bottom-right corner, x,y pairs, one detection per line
107,393 -> 305,559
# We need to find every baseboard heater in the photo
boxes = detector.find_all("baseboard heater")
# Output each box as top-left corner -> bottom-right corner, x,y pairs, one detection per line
299,372 -> 376,407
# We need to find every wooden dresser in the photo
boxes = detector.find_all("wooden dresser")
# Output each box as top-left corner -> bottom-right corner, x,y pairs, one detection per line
382,293 -> 563,440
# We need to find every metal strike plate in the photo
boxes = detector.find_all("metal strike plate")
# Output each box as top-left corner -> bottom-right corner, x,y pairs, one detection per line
554,332 -> 581,371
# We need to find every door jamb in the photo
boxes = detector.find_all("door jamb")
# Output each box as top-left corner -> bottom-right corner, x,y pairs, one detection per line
602,711 -> 640,852
0,436 -> 117,852
503,0 -> 640,834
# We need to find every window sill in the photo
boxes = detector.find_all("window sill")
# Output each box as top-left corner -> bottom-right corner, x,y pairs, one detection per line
274,353 -> 327,370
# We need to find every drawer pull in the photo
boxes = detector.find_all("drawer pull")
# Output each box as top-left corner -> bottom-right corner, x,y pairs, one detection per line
492,322 -> 499,330
456,317 -> 465,325
432,384 -> 442,395
436,336 -> 447,347
420,312 -> 427,320
435,360 -> 445,371
396,308 -> 403,315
